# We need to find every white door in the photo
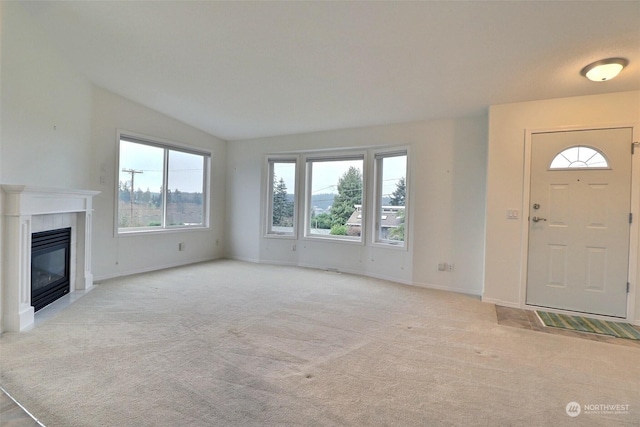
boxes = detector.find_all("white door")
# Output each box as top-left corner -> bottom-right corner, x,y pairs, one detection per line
526,128 -> 632,318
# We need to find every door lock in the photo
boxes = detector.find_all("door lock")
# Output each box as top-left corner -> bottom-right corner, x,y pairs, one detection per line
532,216 -> 547,223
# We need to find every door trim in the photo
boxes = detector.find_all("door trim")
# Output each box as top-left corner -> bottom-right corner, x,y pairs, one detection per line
519,123 -> 639,322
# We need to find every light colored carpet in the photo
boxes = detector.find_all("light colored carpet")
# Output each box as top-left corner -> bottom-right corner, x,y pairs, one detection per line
1,260 -> 638,426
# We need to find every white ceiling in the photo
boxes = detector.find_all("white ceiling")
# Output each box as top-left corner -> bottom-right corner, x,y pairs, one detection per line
22,1 -> 640,141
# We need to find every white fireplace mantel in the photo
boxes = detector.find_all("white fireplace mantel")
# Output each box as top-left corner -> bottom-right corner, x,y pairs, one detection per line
1,185 -> 99,331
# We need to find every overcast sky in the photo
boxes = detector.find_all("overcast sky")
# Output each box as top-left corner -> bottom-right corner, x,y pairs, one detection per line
119,141 -> 204,193
121,140 -> 406,198
274,156 -> 406,199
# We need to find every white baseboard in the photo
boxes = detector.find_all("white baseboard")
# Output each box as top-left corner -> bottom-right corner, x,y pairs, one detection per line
412,281 -> 482,297
232,258 -> 483,297
296,262 -> 362,278
481,297 -> 520,308
366,271 -> 412,286
256,258 -> 300,268
94,256 -> 219,282
295,262 -> 412,286
225,255 -> 261,264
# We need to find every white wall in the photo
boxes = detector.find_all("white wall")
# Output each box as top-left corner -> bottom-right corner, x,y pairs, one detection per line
90,88 -> 226,280
1,2 -> 92,189
226,117 -> 487,294
0,3 -> 227,333
484,91 -> 640,323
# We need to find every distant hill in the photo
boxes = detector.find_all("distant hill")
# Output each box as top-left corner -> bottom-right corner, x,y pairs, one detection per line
311,193 -> 335,212
283,193 -> 388,212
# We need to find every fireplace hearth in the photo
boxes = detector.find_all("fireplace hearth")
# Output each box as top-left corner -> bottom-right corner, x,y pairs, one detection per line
31,227 -> 72,311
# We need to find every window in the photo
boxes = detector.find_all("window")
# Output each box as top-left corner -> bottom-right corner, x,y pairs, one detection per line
306,155 -> 364,241
118,134 -> 210,233
374,151 -> 407,246
267,159 -> 297,236
549,146 -> 609,169
265,147 -> 407,246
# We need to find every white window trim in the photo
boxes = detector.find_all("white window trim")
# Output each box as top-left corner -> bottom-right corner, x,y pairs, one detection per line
115,129 -> 212,236
262,146 -> 410,249
371,147 -> 410,250
264,156 -> 299,239
303,151 -> 367,245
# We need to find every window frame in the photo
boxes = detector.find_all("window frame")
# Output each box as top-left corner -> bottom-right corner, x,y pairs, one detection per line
303,152 -> 367,244
372,148 -> 409,249
265,156 -> 299,238
115,130 -> 211,236
548,145 -> 611,170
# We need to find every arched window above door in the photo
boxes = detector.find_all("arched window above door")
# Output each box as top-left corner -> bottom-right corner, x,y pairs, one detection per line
549,146 -> 609,170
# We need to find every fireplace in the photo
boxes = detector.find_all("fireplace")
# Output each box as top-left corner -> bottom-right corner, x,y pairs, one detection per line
31,227 -> 72,311
1,185 -> 99,332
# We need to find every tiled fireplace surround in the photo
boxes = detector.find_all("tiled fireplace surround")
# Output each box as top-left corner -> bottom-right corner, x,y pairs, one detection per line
1,186 -> 99,332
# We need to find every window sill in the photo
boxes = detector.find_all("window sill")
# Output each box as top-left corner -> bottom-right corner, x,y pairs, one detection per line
303,234 -> 364,245
117,225 -> 210,237
371,241 -> 408,251
264,233 -> 297,239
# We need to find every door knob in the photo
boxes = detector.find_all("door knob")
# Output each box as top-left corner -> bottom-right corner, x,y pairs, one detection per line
532,216 -> 547,223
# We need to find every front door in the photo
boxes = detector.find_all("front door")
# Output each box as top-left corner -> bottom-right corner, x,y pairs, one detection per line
526,128 -> 632,318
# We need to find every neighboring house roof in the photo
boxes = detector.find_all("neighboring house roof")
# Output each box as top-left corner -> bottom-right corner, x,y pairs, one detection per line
346,205 -> 404,228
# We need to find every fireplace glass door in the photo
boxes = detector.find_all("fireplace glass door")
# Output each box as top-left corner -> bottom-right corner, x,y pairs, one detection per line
31,228 -> 71,311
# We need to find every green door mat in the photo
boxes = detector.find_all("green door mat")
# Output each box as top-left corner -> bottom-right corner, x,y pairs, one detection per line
537,311 -> 640,340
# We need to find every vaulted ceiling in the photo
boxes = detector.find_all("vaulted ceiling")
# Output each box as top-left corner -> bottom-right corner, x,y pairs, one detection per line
21,1 -> 640,141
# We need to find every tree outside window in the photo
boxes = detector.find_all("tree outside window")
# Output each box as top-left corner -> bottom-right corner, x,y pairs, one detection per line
307,157 -> 364,241
267,149 -> 407,245
267,160 -> 296,235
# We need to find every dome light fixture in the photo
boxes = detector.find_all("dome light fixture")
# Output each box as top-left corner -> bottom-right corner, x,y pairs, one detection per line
581,58 -> 628,82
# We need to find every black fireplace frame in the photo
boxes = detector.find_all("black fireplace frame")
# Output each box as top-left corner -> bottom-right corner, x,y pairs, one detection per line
31,227 -> 71,311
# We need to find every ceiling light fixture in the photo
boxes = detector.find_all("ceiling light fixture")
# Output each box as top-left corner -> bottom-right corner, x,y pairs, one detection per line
580,58 -> 628,82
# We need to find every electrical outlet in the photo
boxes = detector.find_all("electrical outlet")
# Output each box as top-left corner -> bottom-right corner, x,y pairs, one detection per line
178,242 -> 185,251
292,244 -> 296,251
438,262 -> 455,272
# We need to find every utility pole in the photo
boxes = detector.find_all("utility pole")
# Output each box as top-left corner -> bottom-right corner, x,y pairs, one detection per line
122,168 -> 143,225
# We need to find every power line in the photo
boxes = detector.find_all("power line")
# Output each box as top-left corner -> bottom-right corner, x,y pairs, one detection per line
122,168 -> 143,223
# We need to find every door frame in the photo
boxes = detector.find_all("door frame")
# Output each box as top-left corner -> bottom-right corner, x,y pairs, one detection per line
519,123 -> 640,322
